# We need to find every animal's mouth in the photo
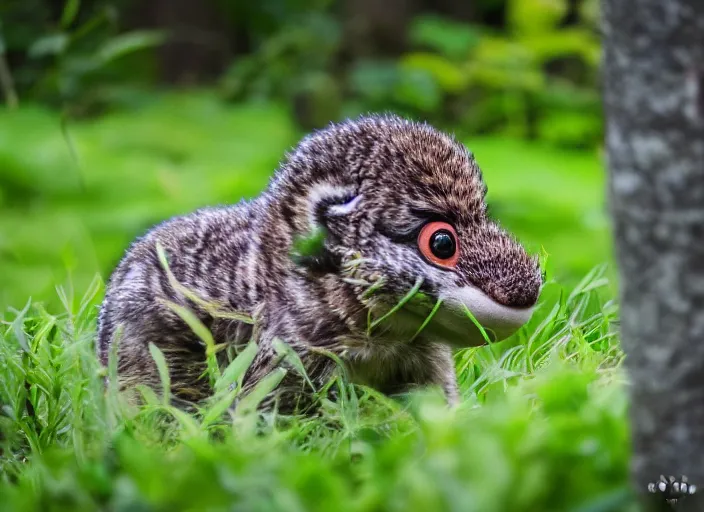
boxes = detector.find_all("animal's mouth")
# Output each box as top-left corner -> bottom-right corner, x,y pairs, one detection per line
369,285 -> 536,348
435,285 -> 536,346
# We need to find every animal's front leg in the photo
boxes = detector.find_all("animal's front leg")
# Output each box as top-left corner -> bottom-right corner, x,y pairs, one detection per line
431,344 -> 460,406
388,343 -> 460,406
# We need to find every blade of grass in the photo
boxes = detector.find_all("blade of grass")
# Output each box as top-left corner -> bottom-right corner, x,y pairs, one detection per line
272,338 -> 315,392
235,367 -> 286,416
156,243 -> 253,324
408,297 -> 443,342
159,298 -> 221,385
148,343 -> 171,406
368,277 -> 424,334
202,387 -> 239,428
214,341 -> 258,395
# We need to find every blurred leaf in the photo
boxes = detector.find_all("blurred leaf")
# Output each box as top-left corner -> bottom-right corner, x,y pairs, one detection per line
469,37 -> 544,91
28,33 -> 69,58
11,299 -> 32,353
60,0 -> 81,29
393,67 -> 442,113
537,111 -> 602,149
521,29 -> 600,66
579,0 -> 601,26
135,384 -> 160,407
97,30 -> 166,64
409,15 -> 482,60
400,53 -> 467,94
536,82 -> 601,111
348,60 -> 399,102
507,0 -> 568,35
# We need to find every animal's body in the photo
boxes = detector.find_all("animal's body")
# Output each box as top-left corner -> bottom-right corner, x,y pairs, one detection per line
97,114 -> 542,412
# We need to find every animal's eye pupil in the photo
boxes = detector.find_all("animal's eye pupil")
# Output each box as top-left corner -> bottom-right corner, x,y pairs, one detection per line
430,230 -> 456,260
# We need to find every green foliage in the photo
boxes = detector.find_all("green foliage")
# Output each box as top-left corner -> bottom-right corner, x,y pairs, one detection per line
397,2 -> 602,148
0,94 -> 296,309
219,9 -> 341,101
217,3 -> 345,130
1,0 -> 603,146
290,226 -> 329,265
0,0 -> 164,112
0,269 -> 636,511
323,1 -> 603,148
0,93 -> 609,309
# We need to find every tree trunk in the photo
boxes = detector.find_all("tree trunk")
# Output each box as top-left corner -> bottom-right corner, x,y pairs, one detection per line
602,0 -> 704,507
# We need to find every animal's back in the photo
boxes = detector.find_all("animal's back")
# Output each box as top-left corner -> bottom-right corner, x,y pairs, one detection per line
97,201 -> 262,404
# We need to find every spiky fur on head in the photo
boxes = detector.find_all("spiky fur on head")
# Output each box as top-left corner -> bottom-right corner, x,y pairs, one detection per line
97,114 -> 543,413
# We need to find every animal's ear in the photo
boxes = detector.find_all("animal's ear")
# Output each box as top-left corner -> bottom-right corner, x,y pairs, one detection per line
307,184 -> 363,237
290,184 -> 362,271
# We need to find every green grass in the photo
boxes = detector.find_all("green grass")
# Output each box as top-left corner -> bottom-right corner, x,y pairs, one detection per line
0,92 -> 631,511
0,267 -> 635,511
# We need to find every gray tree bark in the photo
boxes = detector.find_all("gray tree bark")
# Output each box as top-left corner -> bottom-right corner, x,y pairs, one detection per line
602,0 -> 704,507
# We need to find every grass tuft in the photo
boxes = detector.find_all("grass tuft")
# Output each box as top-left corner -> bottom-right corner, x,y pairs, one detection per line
0,267 -> 635,511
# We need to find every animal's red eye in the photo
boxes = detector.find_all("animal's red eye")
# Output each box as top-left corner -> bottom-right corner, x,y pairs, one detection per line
418,221 -> 459,269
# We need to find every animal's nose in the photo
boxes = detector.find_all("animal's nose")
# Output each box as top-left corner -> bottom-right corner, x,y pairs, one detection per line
482,268 -> 542,309
458,223 -> 544,310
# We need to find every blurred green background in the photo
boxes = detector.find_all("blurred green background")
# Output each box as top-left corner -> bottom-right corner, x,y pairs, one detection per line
0,0 -> 609,310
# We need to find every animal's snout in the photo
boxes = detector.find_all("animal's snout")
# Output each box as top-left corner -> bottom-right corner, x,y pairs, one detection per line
482,265 -> 542,309
458,225 -> 543,311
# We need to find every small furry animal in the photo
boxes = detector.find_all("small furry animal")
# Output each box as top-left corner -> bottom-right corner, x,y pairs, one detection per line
97,114 -> 543,413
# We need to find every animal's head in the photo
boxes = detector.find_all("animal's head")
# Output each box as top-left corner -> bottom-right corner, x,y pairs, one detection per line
270,114 -> 543,347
